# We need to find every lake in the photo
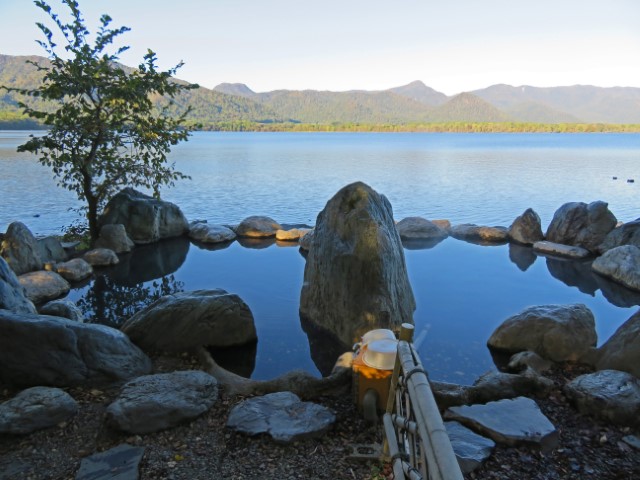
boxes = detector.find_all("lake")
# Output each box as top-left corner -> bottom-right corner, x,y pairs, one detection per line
1,131 -> 639,384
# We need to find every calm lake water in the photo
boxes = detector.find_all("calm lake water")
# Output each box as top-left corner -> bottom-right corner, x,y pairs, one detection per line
1,131 -> 639,383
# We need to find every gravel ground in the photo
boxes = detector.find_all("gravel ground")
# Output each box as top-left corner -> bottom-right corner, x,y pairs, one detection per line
1,358 -> 638,480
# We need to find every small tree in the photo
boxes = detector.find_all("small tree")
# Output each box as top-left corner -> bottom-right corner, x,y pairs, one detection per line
8,0 -> 195,241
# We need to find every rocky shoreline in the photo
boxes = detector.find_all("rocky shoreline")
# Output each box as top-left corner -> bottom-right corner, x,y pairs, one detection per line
1,183 -> 639,479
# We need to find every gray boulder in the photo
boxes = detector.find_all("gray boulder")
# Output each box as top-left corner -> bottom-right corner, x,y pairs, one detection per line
106,370 -> 218,434
55,258 -> 93,282
83,248 -> 119,266
0,221 -> 43,275
592,245 -> 640,291
450,224 -> 508,243
599,219 -> 640,253
226,391 -> 336,443
0,256 -> 36,314
36,236 -> 67,264
76,444 -> 145,480
445,421 -> 495,474
533,240 -> 591,259
18,270 -> 70,304
299,182 -> 415,347
564,370 -> 640,429
298,229 -> 314,251
122,289 -> 256,351
508,208 -> 544,245
235,216 -> 282,238
507,351 -> 552,374
99,188 -> 189,244
594,309 -> 640,377
487,304 -> 597,362
396,216 -> 448,240
445,397 -> 558,453
0,386 -> 78,434
189,222 -> 237,244
545,201 -> 617,253
94,223 -> 135,253
0,310 -> 152,387
39,299 -> 85,322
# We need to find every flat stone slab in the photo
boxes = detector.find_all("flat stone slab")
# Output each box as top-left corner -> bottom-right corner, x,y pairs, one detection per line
0,386 -> 78,435
106,370 -> 218,434
445,421 -> 495,474
226,391 -> 336,443
623,435 -> 640,450
76,444 -> 145,480
445,396 -> 558,452
533,240 -> 591,259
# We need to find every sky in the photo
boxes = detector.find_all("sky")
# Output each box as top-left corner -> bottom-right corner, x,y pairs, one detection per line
0,0 -> 639,95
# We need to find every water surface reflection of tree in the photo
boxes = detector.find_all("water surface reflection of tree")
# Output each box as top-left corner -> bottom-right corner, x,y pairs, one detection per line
77,274 -> 184,327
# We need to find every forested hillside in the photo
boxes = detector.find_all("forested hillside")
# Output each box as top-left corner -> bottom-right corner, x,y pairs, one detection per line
2,53 -> 640,129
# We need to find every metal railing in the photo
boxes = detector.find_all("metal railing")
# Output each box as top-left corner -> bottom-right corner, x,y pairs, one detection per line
383,323 -> 463,480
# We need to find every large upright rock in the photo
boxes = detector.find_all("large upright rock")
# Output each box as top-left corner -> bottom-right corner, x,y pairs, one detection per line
545,201 -> 617,253
508,208 -> 544,245
0,310 -> 152,387
0,222 -> 43,275
593,309 -> 640,377
99,188 -> 188,244
299,182 -> 415,346
487,304 -> 597,362
0,256 -> 36,314
122,289 -> 256,351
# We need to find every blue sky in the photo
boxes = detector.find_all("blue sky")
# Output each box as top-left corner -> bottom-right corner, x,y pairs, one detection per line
1,0 -> 639,95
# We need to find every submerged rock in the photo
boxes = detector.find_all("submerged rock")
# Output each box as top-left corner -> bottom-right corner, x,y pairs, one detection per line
299,182 -> 415,347
487,304 -> 597,362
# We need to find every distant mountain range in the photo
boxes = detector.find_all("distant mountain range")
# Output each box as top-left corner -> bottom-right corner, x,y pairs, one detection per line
2,53 -> 640,127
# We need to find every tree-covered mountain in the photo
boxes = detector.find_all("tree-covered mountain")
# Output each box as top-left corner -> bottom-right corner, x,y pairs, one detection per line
2,53 -> 640,128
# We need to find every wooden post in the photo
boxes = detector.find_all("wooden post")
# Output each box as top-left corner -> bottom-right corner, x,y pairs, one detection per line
385,323 -> 413,414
